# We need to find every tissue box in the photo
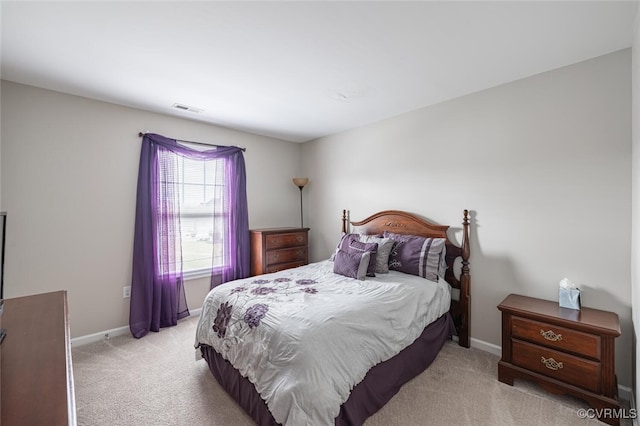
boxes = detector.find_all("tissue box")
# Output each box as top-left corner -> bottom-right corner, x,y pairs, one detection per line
559,287 -> 581,310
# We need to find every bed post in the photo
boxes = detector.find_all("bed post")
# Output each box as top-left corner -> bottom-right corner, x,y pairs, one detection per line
459,209 -> 471,348
341,209 -> 348,234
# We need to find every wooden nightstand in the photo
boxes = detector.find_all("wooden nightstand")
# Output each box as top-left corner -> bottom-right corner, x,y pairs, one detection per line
250,228 -> 309,276
498,294 -> 621,425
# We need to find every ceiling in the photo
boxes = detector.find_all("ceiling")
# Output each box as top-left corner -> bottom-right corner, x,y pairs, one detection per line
1,1 -> 637,143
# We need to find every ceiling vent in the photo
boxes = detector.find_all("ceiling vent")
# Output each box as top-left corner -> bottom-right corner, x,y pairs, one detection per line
171,103 -> 204,114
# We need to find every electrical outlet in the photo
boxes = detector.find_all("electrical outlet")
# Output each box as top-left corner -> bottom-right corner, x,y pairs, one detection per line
123,286 -> 131,298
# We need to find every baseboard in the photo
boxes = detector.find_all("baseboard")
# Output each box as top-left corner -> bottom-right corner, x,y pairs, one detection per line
630,389 -> 638,426
70,325 -> 130,347
470,336 -> 501,357
469,336 -> 634,407
71,308 -> 202,347
617,384 -> 633,404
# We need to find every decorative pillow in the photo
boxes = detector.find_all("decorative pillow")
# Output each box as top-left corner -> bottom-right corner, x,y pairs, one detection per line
358,235 -> 394,274
333,249 -> 370,280
383,232 -> 446,281
438,245 -> 448,278
329,233 -> 360,261
348,240 -> 378,277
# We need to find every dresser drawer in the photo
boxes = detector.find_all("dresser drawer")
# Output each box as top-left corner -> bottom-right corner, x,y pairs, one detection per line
511,316 -> 600,359
266,261 -> 307,274
251,228 -> 309,276
512,339 -> 601,393
265,232 -> 307,250
265,247 -> 308,266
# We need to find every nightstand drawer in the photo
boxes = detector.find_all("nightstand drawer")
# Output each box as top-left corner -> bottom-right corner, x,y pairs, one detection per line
265,232 -> 307,250
265,247 -> 308,266
511,316 -> 600,359
512,340 -> 601,393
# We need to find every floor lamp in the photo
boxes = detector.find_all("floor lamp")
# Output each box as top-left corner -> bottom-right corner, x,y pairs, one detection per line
292,178 -> 309,228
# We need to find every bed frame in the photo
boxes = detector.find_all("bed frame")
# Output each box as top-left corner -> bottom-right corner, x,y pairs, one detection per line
345,209 -> 471,348
199,209 -> 471,425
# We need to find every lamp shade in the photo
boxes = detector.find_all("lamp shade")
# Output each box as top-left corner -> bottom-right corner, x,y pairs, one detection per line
292,178 -> 309,188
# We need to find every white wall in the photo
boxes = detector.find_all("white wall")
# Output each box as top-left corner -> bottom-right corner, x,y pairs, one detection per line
0,80 -> 303,338
302,49 -> 633,387
0,47 -> 634,391
631,1 -> 640,412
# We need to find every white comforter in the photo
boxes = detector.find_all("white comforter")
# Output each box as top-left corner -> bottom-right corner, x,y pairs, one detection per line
195,260 -> 451,426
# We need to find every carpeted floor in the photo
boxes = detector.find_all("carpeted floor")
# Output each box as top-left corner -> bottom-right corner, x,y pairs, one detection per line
71,315 -> 631,426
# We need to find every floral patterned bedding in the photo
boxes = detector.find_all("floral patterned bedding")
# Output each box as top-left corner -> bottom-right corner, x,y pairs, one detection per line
194,260 -> 451,426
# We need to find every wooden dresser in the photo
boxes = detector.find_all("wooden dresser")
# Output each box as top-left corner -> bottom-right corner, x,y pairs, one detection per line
1,291 -> 76,426
498,293 -> 621,425
250,228 -> 309,276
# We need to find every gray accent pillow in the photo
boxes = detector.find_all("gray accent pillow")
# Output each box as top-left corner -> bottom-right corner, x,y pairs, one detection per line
358,235 -> 394,274
383,232 -> 447,281
333,249 -> 370,280
348,240 -> 378,277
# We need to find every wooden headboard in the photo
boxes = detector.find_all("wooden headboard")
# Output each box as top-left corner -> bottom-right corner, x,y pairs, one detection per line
342,209 -> 471,348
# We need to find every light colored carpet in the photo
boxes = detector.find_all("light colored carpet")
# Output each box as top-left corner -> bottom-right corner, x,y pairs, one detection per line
72,315 -> 631,426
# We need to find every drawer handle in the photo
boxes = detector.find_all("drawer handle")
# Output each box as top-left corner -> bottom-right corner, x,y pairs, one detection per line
541,356 -> 563,371
270,238 -> 279,245
295,249 -> 304,257
540,329 -> 563,342
270,253 -> 280,261
296,236 -> 303,242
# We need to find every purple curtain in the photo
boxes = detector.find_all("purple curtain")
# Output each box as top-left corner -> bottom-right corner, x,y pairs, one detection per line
130,133 -> 249,339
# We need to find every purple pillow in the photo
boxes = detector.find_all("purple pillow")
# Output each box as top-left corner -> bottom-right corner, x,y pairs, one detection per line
348,240 -> 378,277
329,233 -> 360,261
333,249 -> 370,280
383,232 -> 446,281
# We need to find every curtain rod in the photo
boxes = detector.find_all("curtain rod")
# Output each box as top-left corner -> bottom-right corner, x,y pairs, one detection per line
138,132 -> 246,152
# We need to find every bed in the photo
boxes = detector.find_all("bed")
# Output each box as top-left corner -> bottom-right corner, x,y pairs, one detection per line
195,209 -> 471,425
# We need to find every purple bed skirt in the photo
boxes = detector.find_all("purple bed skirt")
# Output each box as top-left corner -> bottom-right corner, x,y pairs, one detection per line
199,312 -> 456,426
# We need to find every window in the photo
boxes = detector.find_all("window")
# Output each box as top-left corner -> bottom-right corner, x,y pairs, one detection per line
164,154 -> 228,277
131,132 -> 249,337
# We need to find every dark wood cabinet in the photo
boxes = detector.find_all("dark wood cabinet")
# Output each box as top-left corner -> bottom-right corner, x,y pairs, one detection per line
1,291 -> 76,425
498,294 -> 621,425
250,228 -> 309,276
